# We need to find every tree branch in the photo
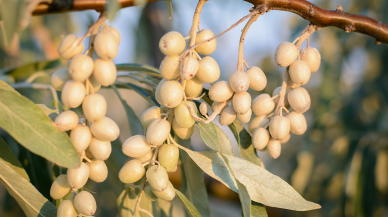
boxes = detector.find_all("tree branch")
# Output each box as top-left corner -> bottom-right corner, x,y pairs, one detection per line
32,0 -> 388,44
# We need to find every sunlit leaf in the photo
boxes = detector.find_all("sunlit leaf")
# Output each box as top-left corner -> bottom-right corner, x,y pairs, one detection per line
117,187 -> 153,217
0,138 -> 29,181
114,82 -> 159,106
0,87 -> 80,168
116,63 -> 161,78
195,122 -> 234,156
175,189 -> 201,217
37,104 -> 59,121
164,0 -> 173,19
0,80 -> 20,94
251,202 -> 268,217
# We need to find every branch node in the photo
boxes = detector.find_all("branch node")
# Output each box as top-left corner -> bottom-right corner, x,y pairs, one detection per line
345,25 -> 355,33
309,5 -> 315,16
336,5 -> 344,12
375,40 -> 382,45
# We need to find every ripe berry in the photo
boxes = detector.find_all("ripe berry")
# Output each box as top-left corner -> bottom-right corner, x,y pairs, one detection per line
87,160 -> 108,183
300,47 -> 321,73
136,150 -> 153,163
211,101 -> 227,113
140,106 -> 161,128
185,76 -> 203,97
274,42 -> 298,67
146,118 -> 171,146
248,115 -> 270,133
58,34 -> 84,60
119,159 -> 145,183
209,81 -> 234,102
159,55 -> 181,80
122,135 -> 151,158
197,56 -> 220,84
279,133 -> 290,144
157,80 -> 184,108
195,29 -> 216,55
174,101 -> 197,128
158,144 -> 179,172
232,91 -> 251,114
94,32 -> 119,60
180,56 -> 199,80
252,127 -> 270,150
106,26 -> 121,43
144,183 -> 158,201
219,106 -> 236,126
282,70 -> 300,89
51,68 -> 71,91
237,108 -> 252,123
50,174 -> 71,200
90,74 -> 102,93
82,93 -> 107,122
152,181 -> 176,201
286,111 -> 307,135
146,165 -> 169,192
289,60 -> 311,85
88,137 -> 111,161
73,191 -> 97,216
70,124 -> 92,153
159,31 -> 186,56
172,118 -> 194,140
267,139 -> 281,159
287,87 -> 311,113
69,54 -> 94,82
269,116 -> 290,141
199,102 -> 208,116
93,59 -> 117,87
67,162 -> 90,190
252,94 -> 275,116
90,117 -> 120,141
246,66 -> 267,91
229,71 -> 250,93
54,110 -> 79,132
61,80 -> 86,108
57,200 -> 77,217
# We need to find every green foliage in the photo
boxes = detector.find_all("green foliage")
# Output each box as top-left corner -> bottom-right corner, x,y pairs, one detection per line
0,138 -> 29,181
106,0 -> 121,21
0,0 -> 27,47
175,190 -> 201,217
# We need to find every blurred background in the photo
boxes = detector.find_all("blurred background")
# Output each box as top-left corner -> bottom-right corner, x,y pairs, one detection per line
1,0 -> 388,216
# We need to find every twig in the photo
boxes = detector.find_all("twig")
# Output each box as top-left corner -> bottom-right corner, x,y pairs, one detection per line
282,106 -> 290,114
188,0 -> 207,48
26,72 -> 50,83
77,12 -> 107,45
186,92 -> 206,100
294,24 -> 319,49
186,100 -> 228,124
237,13 -> 260,71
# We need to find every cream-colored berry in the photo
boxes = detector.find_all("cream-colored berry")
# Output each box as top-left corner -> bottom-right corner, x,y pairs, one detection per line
158,144 -> 179,172
279,133 -> 290,144
274,42 -> 298,67
90,117 -> 120,141
252,94 -> 275,116
180,56 -> 199,80
185,76 -> 203,97
286,111 -> 307,135
199,102 -> 208,116
68,54 -> 94,82
209,81 -> 234,102
288,87 -> 311,113
159,31 -> 186,56
61,80 -> 86,108
267,139 -> 281,159
283,70 -> 300,89
288,60 -> 311,86
197,56 -> 220,83
195,29 -> 216,55
300,47 -> 321,73
158,80 -> 184,108
73,191 -> 97,216
248,115 -> 270,133
58,34 -> 84,60
136,150 -> 153,163
94,32 -> 119,60
67,162 -> 90,190
93,59 -> 117,87
70,125 -> 92,153
87,160 -> 108,183
152,181 -> 176,201
119,159 -> 145,183
159,55 -> 181,80
229,71 -> 250,93
122,135 -> 151,158
106,26 -> 121,43
90,74 -> 102,93
232,91 -> 251,114
146,118 -> 171,146
82,93 -> 107,122
269,116 -> 290,141
246,66 -> 267,91
252,127 -> 270,150
140,106 -> 161,128
237,108 -> 252,123
50,174 -> 71,200
54,110 -> 79,132
174,101 -> 197,128
219,106 -> 236,126
89,137 -> 111,161
172,118 -> 194,140
57,200 -> 77,217
146,165 -> 169,192
51,68 -> 71,91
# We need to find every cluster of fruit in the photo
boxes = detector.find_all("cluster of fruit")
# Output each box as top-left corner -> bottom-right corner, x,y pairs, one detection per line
249,41 -> 321,158
49,26 -> 121,216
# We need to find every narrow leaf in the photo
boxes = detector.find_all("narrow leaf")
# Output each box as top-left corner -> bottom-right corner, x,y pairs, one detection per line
0,87 -> 80,168
116,63 -> 162,78
236,180 -> 251,217
112,84 -> 143,135
177,137 -> 210,217
37,104 -> 59,121
0,138 -> 29,181
0,156 -> 57,217
175,189 -> 202,217
0,60 -> 61,81
114,82 -> 159,106
106,0 -> 121,20
195,122 -> 234,156
0,80 -> 20,94
117,187 -> 153,217
1,0 -> 27,46
251,202 -> 268,217
152,200 -> 173,217
164,0 -> 173,19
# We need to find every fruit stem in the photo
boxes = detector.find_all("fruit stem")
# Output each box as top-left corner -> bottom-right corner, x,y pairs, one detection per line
237,13 -> 260,71
243,60 -> 249,69
294,24 -> 319,50
271,94 -> 280,100
186,100 -> 228,123
133,178 -> 146,215
274,81 -> 287,116
193,50 -> 202,60
188,0 -> 207,48
186,92 -> 206,100
77,12 -> 107,45
282,106 -> 290,114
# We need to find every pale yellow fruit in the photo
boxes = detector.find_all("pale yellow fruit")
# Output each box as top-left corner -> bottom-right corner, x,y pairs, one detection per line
50,174 -> 71,200
87,160 -> 108,183
146,118 -> 171,146
122,135 -> 151,158
289,60 -> 311,86
73,191 -> 97,216
197,56 -> 220,83
267,139 -> 281,159
180,56 -> 199,80
229,71 -> 250,93
252,94 -> 275,116
252,127 -> 270,150
155,79 -> 167,105
287,87 -> 311,113
199,102 -> 207,116
146,165 -> 169,192
55,110 -> 79,132
85,147 -> 94,159
159,80 -> 184,108
209,81 -> 234,102
211,101 -> 227,113
94,32 -> 119,60
158,144 -> 179,172
70,125 -> 92,153
174,101 -> 197,128
90,117 -> 120,141
68,54 -> 94,82
140,106 -> 161,128
272,86 -> 290,107
219,106 -> 236,126
159,31 -> 186,56
67,162 -> 90,190
93,59 -> 117,87
89,137 -> 111,161
300,47 -> 321,73
287,111 -> 307,135
274,42 -> 298,67
185,76 -> 203,97
51,68 -> 71,91
195,29 -> 216,55
172,118 -> 194,140
279,133 -> 290,144
61,80 -> 86,108
232,91 -> 251,114
90,74 -> 102,93
159,55 -> 180,80
57,200 -> 77,217
237,108 -> 252,123
119,159 -> 145,183
144,183 -> 158,201
152,181 -> 176,201
269,116 -> 290,141
82,93 -> 107,122
248,115 -> 270,133
136,150 -> 153,163
246,66 -> 266,91
107,26 -> 121,44
58,34 -> 84,60
283,70 -> 300,89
